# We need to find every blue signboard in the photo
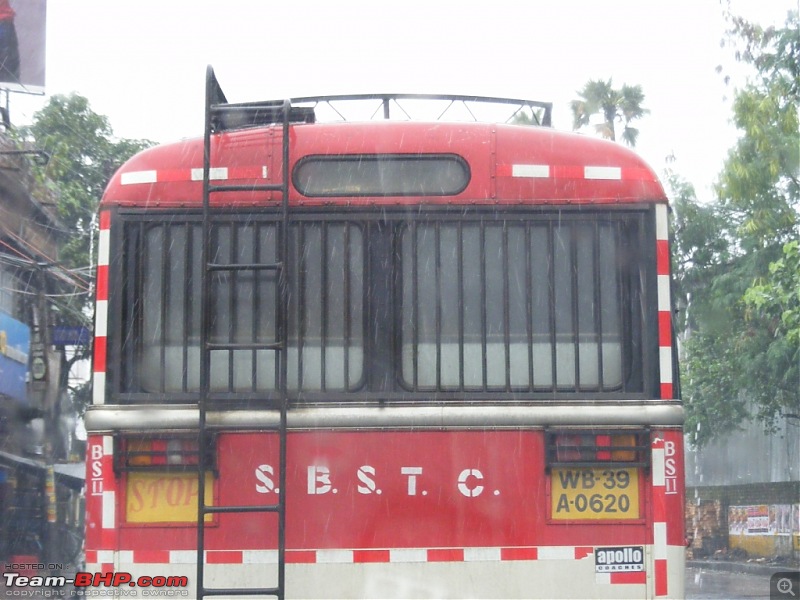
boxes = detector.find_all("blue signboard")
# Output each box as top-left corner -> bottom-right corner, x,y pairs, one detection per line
52,326 -> 91,346
0,311 -> 30,404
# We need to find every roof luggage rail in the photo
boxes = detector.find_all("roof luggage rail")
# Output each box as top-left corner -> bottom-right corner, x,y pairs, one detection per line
205,69 -> 552,131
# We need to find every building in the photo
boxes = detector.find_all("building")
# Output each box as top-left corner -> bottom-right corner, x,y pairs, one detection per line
0,130 -> 85,567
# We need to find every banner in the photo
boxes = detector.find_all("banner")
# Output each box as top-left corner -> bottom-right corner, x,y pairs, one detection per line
1,0 -> 46,92
0,310 -> 29,403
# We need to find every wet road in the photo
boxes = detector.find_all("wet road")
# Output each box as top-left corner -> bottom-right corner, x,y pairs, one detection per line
686,566 -> 783,600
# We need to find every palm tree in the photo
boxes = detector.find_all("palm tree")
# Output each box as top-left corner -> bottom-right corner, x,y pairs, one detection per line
570,79 -> 648,146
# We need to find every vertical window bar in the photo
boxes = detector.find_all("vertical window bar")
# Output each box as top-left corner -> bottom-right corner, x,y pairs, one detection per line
525,222 -> 534,388
297,224 -> 306,391
547,223 -> 558,392
251,222 -> 261,392
228,223 -> 237,392
618,221 -> 629,392
435,221 -> 442,390
570,225 -> 581,390
159,223 -> 168,394
182,223 -> 193,393
593,221 -> 605,391
502,222 -> 511,390
320,224 -> 328,391
132,222 -> 145,392
343,222 -> 351,391
411,222 -> 419,390
457,222 -> 465,390
275,223 -> 283,392
480,222 -> 488,389
638,213 -> 650,394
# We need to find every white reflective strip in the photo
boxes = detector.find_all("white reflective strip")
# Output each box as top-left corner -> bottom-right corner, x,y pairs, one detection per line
119,550 -> 134,564
120,170 -> 157,185
389,548 -> 427,563
652,447 -> 666,486
93,372 -> 106,405
464,547 -> 502,562
262,166 -> 268,178
317,549 -> 353,563
191,167 -> 229,181
512,164 -> 550,178
584,166 -> 621,180
102,490 -> 115,528
655,204 -> 669,240
654,523 -> 668,559
170,550 -> 197,564
97,229 -> 110,266
97,550 -> 115,564
659,347 -> 673,383
658,275 -> 671,312
595,573 -> 612,585
537,546 -> 574,560
103,434 -> 114,455
95,301 -> 108,337
243,550 -> 279,564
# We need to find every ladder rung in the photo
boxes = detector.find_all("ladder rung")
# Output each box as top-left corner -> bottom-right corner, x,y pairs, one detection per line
207,262 -> 282,272
209,183 -> 284,193
202,503 -> 280,515
201,587 -> 280,597
206,341 -> 282,351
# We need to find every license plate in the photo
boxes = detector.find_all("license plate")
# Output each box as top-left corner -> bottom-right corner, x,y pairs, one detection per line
551,467 -> 639,520
125,472 -> 214,523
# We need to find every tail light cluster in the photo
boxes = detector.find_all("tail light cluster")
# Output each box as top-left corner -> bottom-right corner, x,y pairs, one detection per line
545,429 -> 650,469
114,436 -> 216,473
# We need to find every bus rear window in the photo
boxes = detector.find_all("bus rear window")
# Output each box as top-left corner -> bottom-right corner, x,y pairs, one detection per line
118,218 -> 364,396
293,154 -> 469,197
400,217 -> 643,393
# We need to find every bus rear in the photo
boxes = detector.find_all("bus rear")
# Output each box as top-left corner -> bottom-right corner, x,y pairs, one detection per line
85,83 -> 684,599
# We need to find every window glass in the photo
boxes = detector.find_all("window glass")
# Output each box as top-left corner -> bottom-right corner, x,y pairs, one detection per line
400,218 -> 635,392
126,219 -> 364,395
294,154 -> 469,197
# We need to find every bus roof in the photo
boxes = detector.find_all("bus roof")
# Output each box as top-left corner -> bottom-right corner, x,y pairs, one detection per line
102,120 -> 667,208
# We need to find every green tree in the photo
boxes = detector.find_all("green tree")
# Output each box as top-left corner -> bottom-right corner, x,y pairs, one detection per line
18,94 -> 152,272
570,79 -> 648,146
678,10 -> 799,446
15,93 -> 153,415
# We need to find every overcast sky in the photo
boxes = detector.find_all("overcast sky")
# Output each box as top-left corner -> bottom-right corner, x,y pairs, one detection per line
9,0 -> 796,202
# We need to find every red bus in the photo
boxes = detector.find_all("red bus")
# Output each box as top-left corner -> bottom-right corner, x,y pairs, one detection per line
85,67 -> 685,599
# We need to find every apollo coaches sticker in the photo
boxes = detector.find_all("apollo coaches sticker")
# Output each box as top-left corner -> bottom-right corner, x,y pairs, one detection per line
595,546 -> 645,572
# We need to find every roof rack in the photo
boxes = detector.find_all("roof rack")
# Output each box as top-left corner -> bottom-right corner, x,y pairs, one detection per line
207,72 -> 552,132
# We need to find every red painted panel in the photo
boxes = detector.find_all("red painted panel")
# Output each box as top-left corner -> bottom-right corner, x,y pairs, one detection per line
101,122 -> 666,209
611,571 -> 647,585
111,431 -> 653,553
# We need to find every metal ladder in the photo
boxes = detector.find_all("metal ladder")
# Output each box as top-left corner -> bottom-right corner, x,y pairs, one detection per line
196,65 -> 293,599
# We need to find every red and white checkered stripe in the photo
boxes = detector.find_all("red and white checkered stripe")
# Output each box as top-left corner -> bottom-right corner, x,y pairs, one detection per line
86,545 -> 646,589
88,545 -> 591,565
88,214 -> 116,571
655,204 -> 673,399
85,435 -> 117,573
651,437 -> 669,597
93,211 -> 110,405
496,163 -> 653,181
119,166 -> 268,185
118,163 -> 654,187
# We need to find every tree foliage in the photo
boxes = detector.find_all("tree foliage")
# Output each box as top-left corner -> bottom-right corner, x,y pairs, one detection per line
17,94 -> 153,272
14,93 -> 152,412
677,10 -> 799,447
570,79 -> 648,146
